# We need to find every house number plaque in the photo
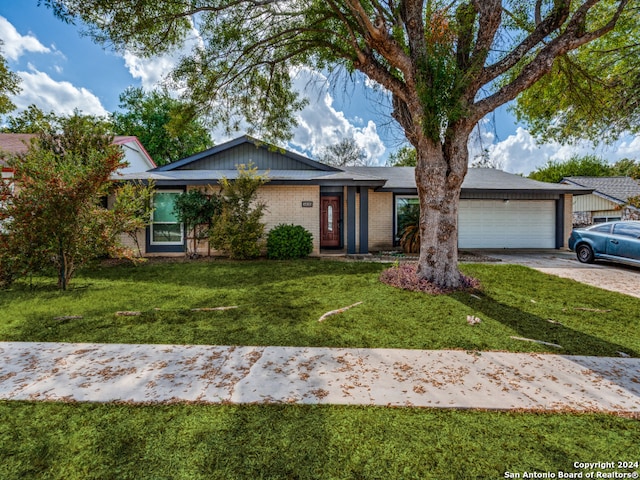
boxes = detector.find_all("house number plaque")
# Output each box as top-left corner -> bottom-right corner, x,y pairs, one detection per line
301,201 -> 313,207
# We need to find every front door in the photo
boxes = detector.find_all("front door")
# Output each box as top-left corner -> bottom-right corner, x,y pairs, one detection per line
320,196 -> 341,248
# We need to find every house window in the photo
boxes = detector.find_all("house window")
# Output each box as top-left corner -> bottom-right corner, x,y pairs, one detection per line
395,196 -> 419,240
151,191 -> 184,245
593,216 -> 621,223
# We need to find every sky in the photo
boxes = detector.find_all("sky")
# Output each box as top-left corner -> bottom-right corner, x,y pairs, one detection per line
2,2 -> 640,174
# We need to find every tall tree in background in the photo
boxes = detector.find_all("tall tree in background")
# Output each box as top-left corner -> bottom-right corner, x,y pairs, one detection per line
2,105 -> 58,133
45,0 -> 640,288
317,137 -> 368,166
529,155 -> 614,183
387,146 -> 417,167
610,159 -> 640,180
529,155 -> 640,183
112,87 -> 213,166
0,42 -> 20,115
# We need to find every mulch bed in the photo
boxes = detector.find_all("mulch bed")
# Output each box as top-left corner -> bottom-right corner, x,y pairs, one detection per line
379,263 -> 481,294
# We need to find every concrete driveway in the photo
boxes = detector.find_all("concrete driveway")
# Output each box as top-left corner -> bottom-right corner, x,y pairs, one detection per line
481,250 -> 640,299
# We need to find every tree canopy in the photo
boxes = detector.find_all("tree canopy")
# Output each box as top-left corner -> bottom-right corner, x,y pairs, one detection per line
2,105 -> 59,134
529,155 -> 640,183
512,9 -> 640,145
387,146 -> 417,167
111,87 -> 213,166
43,0 -> 640,288
317,137 -> 368,167
0,114 -> 154,289
0,42 -> 21,115
0,115 -> 149,289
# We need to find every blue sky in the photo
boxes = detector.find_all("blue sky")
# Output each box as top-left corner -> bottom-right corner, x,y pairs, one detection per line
2,2 -> 639,174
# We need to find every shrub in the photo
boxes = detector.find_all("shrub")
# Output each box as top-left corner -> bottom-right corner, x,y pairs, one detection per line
209,163 -> 268,259
267,224 -> 313,259
398,202 -> 420,253
0,255 -> 16,289
173,189 -> 221,257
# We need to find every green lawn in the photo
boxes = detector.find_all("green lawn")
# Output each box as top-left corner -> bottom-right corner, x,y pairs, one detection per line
1,259 -> 638,357
1,402 -> 639,480
1,259 -> 639,479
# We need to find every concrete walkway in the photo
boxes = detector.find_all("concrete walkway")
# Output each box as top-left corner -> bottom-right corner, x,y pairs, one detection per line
1,342 -> 639,413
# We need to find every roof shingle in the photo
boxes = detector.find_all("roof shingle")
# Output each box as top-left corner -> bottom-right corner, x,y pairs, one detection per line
562,176 -> 640,204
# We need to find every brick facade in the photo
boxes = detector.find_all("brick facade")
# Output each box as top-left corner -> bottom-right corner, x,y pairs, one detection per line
368,191 -> 394,251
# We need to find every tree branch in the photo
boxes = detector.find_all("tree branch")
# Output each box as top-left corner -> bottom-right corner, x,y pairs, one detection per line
471,0 -> 629,124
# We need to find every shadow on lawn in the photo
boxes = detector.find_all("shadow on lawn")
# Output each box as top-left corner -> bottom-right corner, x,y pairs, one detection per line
79,259 -> 386,291
452,292 -> 639,358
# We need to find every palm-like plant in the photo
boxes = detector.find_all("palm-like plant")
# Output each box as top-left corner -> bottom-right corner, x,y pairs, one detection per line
398,203 -> 420,254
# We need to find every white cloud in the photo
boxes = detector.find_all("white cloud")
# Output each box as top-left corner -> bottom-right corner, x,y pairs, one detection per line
12,69 -> 108,117
289,68 -> 386,164
481,127 -> 640,175
0,16 -> 50,60
122,51 -> 178,90
616,136 -> 640,157
121,25 -> 204,91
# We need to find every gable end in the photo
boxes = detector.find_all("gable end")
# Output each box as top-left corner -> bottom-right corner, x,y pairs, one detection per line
178,142 -> 316,170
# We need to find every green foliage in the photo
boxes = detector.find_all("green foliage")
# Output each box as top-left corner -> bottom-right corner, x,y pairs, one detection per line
627,195 -> 640,209
529,155 -> 640,183
0,114 -> 152,290
387,146 -> 417,167
611,158 -> 640,180
2,402 -> 638,480
0,42 -> 20,115
38,111 -> 114,156
0,248 -> 19,289
173,189 -> 221,256
512,6 -> 640,144
111,87 -> 213,166
266,224 -> 313,260
209,164 -> 268,259
3,401 -> 640,480
528,155 -> 613,183
416,6 -> 469,142
2,105 -> 58,133
110,181 -> 156,257
3,106 -> 114,150
397,202 -> 421,254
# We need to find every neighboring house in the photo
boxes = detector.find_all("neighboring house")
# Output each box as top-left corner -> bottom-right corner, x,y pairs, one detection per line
0,133 -> 157,177
117,135 -> 590,256
561,176 -> 640,226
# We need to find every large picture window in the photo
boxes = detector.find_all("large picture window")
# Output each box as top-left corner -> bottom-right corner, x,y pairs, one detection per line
151,191 -> 184,245
395,196 -> 419,240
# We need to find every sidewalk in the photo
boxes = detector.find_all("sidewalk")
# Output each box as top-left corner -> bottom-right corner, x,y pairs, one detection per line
1,342 -> 639,413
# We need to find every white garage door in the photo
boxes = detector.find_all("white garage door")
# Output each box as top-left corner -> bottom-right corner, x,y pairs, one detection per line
459,200 -> 556,248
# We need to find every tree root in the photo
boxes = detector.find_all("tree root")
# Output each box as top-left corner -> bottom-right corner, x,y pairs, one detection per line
318,302 -> 363,322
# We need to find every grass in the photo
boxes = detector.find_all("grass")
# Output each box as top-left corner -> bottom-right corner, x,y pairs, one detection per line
0,259 -> 639,357
1,402 -> 639,480
2,259 -> 639,478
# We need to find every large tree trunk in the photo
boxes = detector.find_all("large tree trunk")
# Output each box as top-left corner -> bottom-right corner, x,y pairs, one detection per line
413,128 -> 470,289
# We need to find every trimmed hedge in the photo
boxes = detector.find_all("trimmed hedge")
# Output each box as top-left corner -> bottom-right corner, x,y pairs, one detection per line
266,224 -> 313,259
